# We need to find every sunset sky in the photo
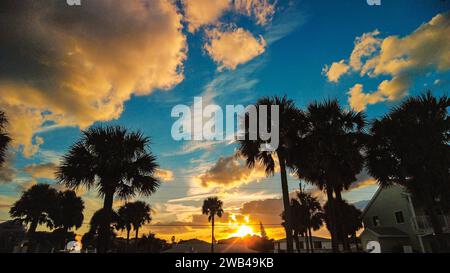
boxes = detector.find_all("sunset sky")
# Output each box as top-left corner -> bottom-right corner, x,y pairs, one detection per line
0,0 -> 449,242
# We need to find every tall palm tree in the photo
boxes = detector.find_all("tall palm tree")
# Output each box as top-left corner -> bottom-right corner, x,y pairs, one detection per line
9,184 -> 58,235
51,190 -> 85,233
292,99 -> 366,251
238,96 -> 304,252
0,111 -> 11,167
57,126 -> 160,253
367,92 -> 449,251
202,197 -> 223,253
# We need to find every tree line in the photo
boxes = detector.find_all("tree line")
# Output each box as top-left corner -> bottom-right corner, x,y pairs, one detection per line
0,91 -> 448,253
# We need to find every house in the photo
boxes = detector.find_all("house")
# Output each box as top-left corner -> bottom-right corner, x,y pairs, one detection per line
360,184 -> 450,253
274,236 -> 332,253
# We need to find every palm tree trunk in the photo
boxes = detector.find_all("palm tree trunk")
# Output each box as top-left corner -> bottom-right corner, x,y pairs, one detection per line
126,229 -> 130,252
326,188 -> 339,252
211,215 -> 215,253
28,219 -> 39,236
308,227 -> 314,253
278,151 -> 294,253
293,230 -> 300,253
26,218 -> 39,253
135,227 -> 139,253
334,189 -> 351,252
427,201 -> 445,252
98,189 -> 114,253
304,232 -> 309,253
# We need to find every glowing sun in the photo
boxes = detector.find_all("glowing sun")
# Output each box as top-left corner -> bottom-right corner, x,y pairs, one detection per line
232,224 -> 255,237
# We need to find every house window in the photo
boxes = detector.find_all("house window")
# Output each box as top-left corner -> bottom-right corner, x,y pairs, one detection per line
313,241 -> 322,249
373,216 -> 380,226
395,211 -> 405,224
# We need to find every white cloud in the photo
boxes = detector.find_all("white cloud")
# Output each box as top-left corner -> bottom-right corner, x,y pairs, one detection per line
204,27 -> 266,70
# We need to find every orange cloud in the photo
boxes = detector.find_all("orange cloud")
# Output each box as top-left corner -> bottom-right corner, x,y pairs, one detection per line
0,0 -> 187,157
323,13 -> 450,111
204,27 -> 266,70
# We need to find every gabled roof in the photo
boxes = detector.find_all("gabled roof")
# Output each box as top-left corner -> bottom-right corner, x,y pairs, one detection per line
365,227 -> 409,238
360,186 -> 382,218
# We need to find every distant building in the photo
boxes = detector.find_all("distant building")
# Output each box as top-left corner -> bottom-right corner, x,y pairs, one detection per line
0,220 -> 26,253
163,239 -> 258,253
274,236 -> 332,253
360,184 -> 450,253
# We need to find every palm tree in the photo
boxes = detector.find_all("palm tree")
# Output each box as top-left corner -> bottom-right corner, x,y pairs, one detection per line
52,190 -> 85,233
9,184 -> 58,235
323,199 -> 362,252
0,111 -> 11,167
291,99 -> 366,251
282,200 -> 307,253
128,201 -> 152,252
367,92 -> 449,251
296,190 -> 324,253
50,190 -> 84,249
238,96 -> 304,252
202,197 -> 224,253
117,203 -> 133,248
86,208 -> 119,250
57,126 -> 160,253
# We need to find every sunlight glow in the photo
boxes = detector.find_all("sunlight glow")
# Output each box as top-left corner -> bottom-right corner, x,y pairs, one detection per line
232,224 -> 256,238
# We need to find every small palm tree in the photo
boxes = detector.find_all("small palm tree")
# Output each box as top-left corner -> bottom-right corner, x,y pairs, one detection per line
202,197 -> 223,253
239,96 -> 304,252
9,184 -> 58,235
296,190 -> 324,253
0,111 -> 11,167
128,201 -> 152,252
57,126 -> 160,253
50,190 -> 84,249
52,190 -> 85,233
86,208 -> 119,250
323,199 -> 362,252
117,203 -> 133,248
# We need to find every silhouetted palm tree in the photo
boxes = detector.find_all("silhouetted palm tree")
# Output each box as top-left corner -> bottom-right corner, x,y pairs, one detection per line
238,96 -> 304,252
323,199 -> 362,252
9,184 -> 58,235
57,126 -> 160,253
282,200 -> 307,253
85,208 -> 119,250
52,190 -> 85,233
0,111 -> 11,167
117,203 -> 133,248
50,190 -> 84,249
367,92 -> 449,251
127,201 -> 152,252
202,197 -> 223,253
292,100 -> 366,251
296,190 -> 324,253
